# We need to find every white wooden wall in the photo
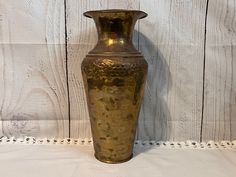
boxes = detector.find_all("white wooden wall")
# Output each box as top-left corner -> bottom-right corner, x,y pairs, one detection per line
0,0 -> 235,141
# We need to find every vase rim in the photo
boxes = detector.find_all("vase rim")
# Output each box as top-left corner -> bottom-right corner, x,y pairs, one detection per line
83,9 -> 147,19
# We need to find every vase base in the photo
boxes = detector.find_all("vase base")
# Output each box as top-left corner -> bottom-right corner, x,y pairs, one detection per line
94,153 -> 133,164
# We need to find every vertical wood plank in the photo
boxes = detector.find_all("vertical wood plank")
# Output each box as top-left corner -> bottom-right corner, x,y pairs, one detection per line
138,0 -> 207,140
67,0 -> 140,138
67,0 -> 108,138
0,0 -> 69,138
66,0 -> 107,138
202,0 -> 236,141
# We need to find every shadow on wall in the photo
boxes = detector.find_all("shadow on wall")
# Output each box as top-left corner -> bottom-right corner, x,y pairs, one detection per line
134,30 -> 172,141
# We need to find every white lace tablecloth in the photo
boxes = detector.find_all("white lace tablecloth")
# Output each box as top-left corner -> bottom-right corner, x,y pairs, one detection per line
0,137 -> 235,177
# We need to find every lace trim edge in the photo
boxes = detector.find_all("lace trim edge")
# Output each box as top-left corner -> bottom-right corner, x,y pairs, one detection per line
0,136 -> 235,149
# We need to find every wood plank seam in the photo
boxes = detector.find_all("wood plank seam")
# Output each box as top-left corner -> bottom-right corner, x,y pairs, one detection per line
200,0 -> 210,142
64,0 -> 71,137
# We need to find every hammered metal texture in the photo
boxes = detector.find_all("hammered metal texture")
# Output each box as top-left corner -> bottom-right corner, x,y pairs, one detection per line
82,10 -> 148,163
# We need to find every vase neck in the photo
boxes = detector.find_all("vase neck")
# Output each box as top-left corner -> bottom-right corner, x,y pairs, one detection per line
84,10 -> 147,54
96,16 -> 134,45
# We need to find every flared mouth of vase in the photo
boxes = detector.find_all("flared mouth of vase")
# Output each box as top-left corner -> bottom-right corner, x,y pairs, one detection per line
83,9 -> 147,19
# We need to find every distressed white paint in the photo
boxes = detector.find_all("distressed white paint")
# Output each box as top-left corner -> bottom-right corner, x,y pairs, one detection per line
202,0 -> 236,141
0,0 -> 69,138
137,0 -> 207,141
0,0 -> 235,140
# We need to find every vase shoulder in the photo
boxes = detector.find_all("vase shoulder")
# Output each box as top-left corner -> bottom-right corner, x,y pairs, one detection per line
82,55 -> 147,78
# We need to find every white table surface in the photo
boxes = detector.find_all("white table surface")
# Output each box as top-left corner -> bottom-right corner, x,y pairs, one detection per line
0,138 -> 235,177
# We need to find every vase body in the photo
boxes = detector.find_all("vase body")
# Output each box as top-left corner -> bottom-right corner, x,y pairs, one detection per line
81,10 -> 148,163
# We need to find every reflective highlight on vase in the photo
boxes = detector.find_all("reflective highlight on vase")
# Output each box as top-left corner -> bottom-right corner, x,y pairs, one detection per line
81,10 -> 148,163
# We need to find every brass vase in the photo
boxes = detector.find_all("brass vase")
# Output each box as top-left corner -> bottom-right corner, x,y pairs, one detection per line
81,9 -> 148,163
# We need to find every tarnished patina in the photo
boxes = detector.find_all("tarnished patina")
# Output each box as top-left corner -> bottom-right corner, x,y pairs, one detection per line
81,10 -> 148,163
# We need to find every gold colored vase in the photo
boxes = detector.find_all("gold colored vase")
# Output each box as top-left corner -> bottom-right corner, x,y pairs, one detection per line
81,9 -> 148,163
